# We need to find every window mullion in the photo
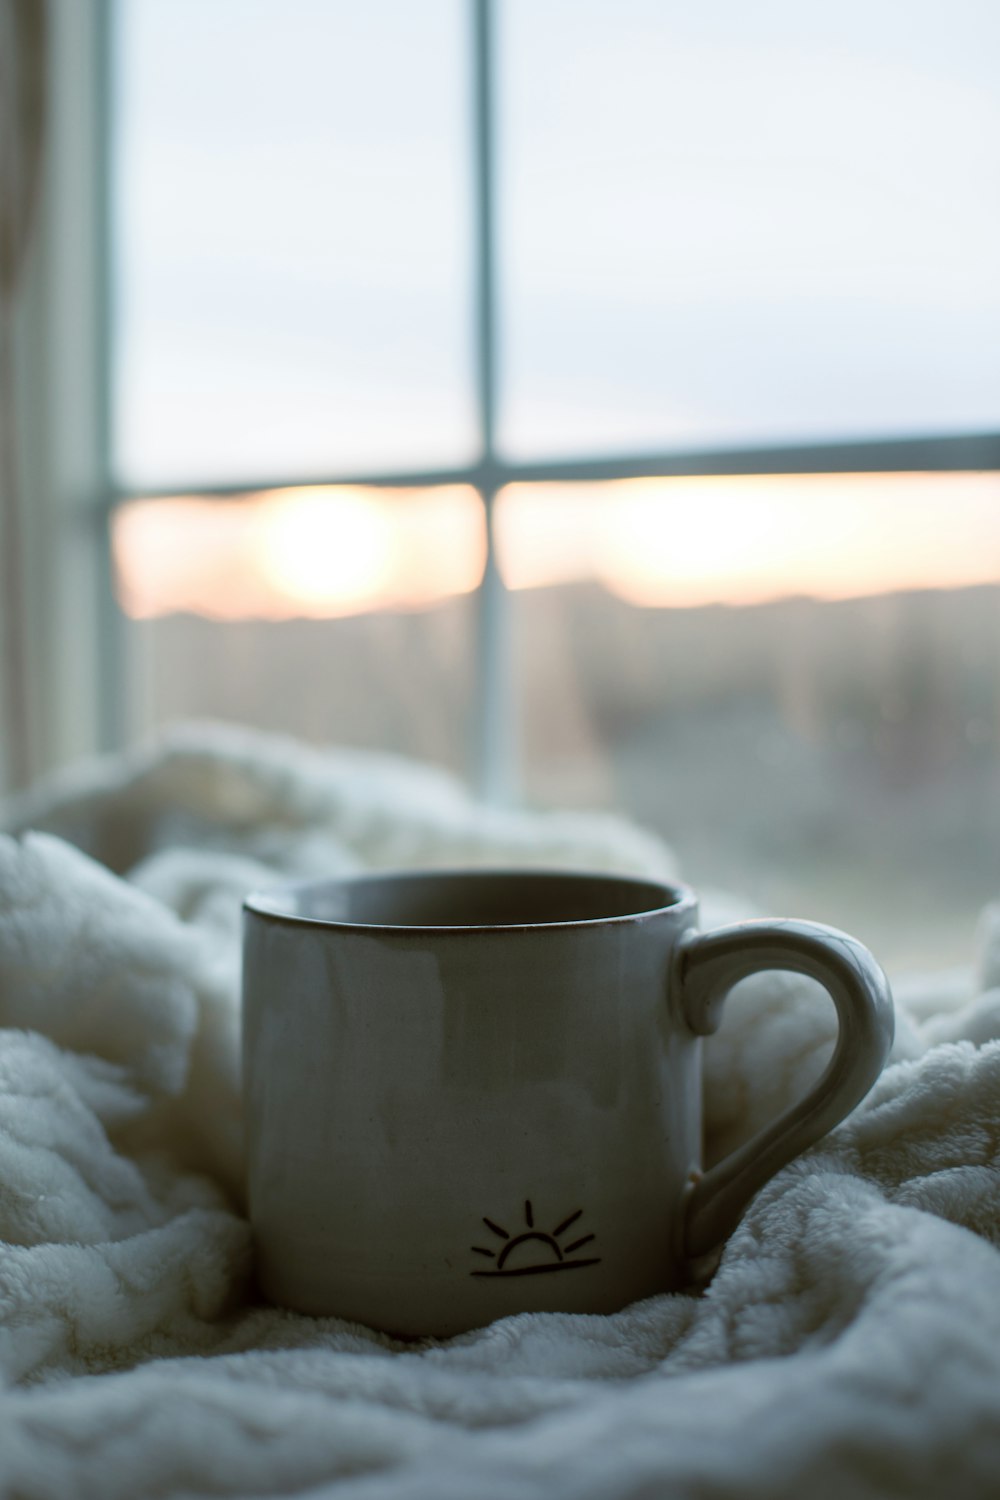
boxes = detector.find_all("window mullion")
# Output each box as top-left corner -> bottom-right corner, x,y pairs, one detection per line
472,0 -> 516,805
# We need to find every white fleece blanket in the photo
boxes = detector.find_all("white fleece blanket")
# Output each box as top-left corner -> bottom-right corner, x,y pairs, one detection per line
2,723 -> 1000,1500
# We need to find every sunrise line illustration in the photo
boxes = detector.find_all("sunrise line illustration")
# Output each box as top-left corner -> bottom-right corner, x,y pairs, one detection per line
470,1200 -> 601,1277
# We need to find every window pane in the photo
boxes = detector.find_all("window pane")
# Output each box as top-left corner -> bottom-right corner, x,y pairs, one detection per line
498,475 -> 1000,972
499,0 -> 1000,459
114,0 -> 474,488
113,488 -> 484,773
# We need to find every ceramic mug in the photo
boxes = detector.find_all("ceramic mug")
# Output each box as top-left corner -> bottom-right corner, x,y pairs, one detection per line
242,869 -> 894,1338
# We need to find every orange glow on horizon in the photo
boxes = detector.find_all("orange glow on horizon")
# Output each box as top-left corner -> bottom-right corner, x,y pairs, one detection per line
496,473 -> 1000,607
113,473 -> 1000,623
113,486 -> 486,620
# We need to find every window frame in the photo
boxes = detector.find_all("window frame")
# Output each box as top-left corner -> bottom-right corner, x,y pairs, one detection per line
96,0 -> 1000,802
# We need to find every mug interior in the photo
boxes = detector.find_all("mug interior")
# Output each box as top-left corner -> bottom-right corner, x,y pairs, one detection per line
246,869 -> 686,931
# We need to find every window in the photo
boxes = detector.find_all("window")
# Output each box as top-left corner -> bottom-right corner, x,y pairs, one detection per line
107,0 -> 1000,970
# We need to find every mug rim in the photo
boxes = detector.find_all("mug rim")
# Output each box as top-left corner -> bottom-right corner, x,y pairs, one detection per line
243,867 -> 696,936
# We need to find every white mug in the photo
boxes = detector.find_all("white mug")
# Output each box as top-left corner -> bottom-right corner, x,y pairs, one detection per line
242,869 -> 893,1337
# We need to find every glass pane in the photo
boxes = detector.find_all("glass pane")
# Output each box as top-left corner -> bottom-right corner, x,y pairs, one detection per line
112,488 -> 484,774
114,0 -> 474,488
498,475 -> 1000,973
499,0 -> 1000,459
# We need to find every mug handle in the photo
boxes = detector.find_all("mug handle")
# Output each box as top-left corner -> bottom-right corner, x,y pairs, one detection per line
676,918 -> 894,1264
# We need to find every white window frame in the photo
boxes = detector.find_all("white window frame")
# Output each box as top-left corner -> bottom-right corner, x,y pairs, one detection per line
17,0 -> 1000,798
6,0 -> 113,792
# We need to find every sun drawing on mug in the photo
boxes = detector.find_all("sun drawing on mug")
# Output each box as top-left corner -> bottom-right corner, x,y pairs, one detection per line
470,1201 -> 601,1277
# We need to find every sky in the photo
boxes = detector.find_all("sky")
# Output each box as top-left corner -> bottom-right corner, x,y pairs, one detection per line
114,0 -> 1000,491
111,2 -> 1000,618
